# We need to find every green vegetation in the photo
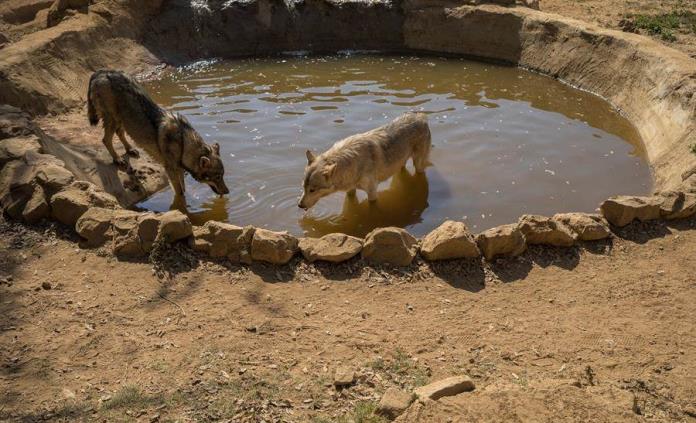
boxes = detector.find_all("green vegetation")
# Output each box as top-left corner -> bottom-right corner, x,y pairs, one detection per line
369,350 -> 430,388
627,9 -> 696,42
101,385 -> 165,410
314,401 -> 388,423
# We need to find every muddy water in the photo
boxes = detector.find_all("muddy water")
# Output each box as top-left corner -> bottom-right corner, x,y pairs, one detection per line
139,54 -> 650,237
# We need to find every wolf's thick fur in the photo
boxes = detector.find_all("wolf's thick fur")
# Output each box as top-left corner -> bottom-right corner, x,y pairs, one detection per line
299,113 -> 431,209
87,70 -> 229,198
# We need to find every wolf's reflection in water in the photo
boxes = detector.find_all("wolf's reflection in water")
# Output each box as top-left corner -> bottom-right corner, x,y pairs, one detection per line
186,195 -> 230,226
300,168 -> 430,238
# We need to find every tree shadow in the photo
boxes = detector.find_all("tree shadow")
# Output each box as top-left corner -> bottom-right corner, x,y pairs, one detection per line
247,258 -> 298,283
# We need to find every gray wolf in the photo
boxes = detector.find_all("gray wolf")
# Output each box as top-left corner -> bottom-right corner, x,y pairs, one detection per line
299,112 -> 431,209
87,70 -> 229,198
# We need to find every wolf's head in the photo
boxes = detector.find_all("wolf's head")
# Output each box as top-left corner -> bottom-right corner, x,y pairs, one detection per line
174,115 -> 230,196
298,150 -> 338,210
192,142 -> 229,196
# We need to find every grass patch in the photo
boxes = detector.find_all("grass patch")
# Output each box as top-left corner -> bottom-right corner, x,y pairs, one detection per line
690,143 -> 696,156
101,385 -> 165,410
314,401 -> 388,423
369,350 -> 430,388
626,9 -> 696,41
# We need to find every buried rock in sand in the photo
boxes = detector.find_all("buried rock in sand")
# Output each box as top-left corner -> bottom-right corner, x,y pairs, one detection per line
414,375 -> 475,401
377,388 -> 415,419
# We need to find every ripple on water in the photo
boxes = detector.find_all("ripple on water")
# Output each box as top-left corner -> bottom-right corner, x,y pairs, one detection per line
139,54 -> 651,237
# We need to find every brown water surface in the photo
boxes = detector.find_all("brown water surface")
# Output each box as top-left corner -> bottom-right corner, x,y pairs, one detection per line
139,54 -> 650,237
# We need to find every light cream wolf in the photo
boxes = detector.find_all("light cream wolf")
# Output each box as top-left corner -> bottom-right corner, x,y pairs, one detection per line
299,113 -> 431,209
87,70 -> 229,199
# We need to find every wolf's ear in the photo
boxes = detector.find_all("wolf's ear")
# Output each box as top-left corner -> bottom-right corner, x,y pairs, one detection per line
212,143 -> 220,155
200,156 -> 211,169
306,150 -> 315,165
321,162 -> 336,178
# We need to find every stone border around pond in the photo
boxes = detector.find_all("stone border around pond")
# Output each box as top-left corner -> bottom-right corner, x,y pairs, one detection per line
1,0 -> 696,269
3,105 -> 696,267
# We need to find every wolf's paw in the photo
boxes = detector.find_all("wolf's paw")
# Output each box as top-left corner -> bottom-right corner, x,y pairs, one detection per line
114,158 -> 133,174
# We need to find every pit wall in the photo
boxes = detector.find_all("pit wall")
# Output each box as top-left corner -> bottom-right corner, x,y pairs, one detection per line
1,0 -> 696,267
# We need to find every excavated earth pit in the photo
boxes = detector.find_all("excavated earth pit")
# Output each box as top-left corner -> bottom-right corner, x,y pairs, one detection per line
0,0 -> 695,265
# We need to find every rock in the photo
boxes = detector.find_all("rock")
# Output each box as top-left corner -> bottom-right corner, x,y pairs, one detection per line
34,164 -> 74,196
0,181 -> 34,220
333,366 -> 355,387
413,375 -> 475,401
362,227 -> 418,266
0,136 -> 42,168
22,185 -> 49,223
476,224 -> 526,260
156,210 -> 192,242
680,174 -> 696,194
666,193 -> 696,220
47,0 -> 91,27
190,221 -> 255,263
41,281 -> 52,290
50,181 -> 120,227
518,214 -> 577,247
0,105 -> 33,140
552,213 -> 611,241
377,388 -> 414,419
76,207 -> 138,247
251,228 -> 299,264
600,196 -> 662,227
299,233 -> 363,263
420,220 -> 480,260
656,190 -> 684,217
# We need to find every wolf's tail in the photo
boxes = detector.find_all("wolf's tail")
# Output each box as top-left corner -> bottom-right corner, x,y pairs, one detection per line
87,73 -> 99,126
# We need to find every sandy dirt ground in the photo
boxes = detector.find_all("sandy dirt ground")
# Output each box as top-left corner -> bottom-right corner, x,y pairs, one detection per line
2,216 -> 696,422
2,1 -> 696,422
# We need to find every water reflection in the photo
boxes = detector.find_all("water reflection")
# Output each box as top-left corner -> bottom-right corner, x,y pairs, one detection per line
300,169 -> 430,238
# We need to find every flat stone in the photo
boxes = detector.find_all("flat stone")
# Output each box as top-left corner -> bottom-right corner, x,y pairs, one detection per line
50,181 -> 120,227
251,228 -> 298,264
600,195 -> 662,227
362,227 -> 418,266
299,233 -> 363,263
414,375 -> 475,401
156,210 -> 192,243
333,366 -> 355,387
476,224 -> 526,260
191,221 -> 255,263
21,185 -> 49,223
377,388 -> 414,419
518,214 -> 577,247
0,135 -> 42,168
420,220 -> 480,261
552,213 -> 611,241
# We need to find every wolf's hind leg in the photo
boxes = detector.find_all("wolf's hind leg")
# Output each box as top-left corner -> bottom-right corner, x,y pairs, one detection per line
366,182 -> 378,203
101,123 -> 126,168
117,127 -> 139,158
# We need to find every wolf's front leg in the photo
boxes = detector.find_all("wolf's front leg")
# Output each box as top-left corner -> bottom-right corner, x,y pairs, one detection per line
165,166 -> 186,199
366,182 -> 378,203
